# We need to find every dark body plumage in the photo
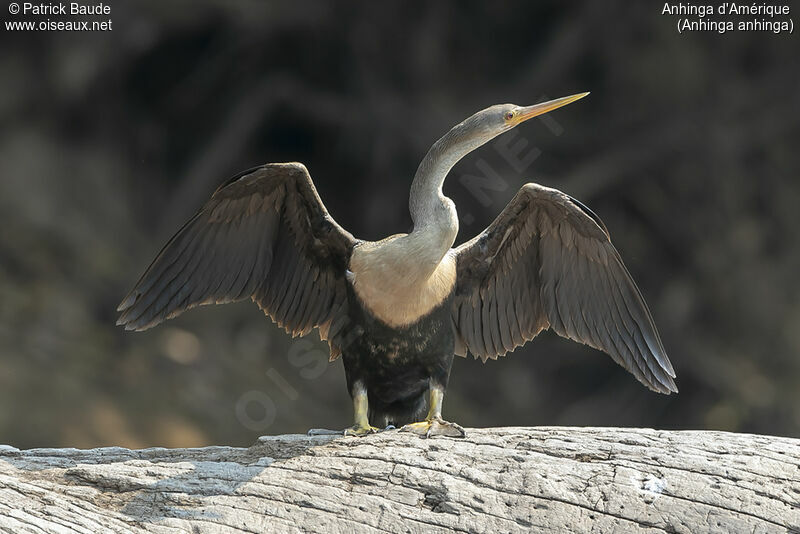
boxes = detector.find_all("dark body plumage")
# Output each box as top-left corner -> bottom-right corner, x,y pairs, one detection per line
342,285 -> 455,426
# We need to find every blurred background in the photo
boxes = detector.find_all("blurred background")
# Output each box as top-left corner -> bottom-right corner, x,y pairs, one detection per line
1,1 -> 798,449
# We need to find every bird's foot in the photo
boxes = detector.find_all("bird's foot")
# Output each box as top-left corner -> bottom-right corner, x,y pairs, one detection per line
343,423 -> 381,437
400,417 -> 465,438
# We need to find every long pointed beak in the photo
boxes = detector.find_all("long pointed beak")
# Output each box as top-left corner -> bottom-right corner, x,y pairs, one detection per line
515,92 -> 590,124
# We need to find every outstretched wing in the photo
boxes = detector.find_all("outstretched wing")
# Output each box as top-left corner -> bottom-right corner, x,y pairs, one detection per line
117,162 -> 356,359
450,183 -> 677,393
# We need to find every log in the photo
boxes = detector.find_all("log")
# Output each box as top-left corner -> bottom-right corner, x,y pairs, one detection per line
0,427 -> 798,533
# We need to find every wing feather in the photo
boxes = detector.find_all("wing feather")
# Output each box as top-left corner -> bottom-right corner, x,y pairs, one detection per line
451,183 -> 677,393
118,163 -> 355,359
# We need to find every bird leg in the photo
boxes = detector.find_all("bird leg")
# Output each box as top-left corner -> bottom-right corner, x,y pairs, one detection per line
400,383 -> 465,438
343,382 -> 380,436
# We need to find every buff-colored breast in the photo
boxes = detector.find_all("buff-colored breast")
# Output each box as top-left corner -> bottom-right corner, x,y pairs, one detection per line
348,242 -> 457,328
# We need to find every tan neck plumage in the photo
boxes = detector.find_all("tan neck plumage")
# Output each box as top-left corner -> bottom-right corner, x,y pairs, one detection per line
348,234 -> 457,328
348,114 -> 475,328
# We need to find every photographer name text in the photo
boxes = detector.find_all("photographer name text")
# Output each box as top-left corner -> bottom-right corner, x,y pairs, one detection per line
6,2 -> 112,32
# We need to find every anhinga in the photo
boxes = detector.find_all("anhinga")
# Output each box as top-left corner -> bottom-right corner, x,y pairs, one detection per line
118,93 -> 677,437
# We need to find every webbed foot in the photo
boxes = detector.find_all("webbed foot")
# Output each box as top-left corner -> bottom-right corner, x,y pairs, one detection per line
400,417 -> 465,438
343,423 -> 381,437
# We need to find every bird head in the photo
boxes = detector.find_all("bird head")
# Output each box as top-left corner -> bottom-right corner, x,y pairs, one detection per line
445,92 -> 590,153
410,91 -> 591,230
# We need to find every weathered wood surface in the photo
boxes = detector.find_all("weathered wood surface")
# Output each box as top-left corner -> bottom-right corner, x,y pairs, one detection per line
0,427 -> 798,533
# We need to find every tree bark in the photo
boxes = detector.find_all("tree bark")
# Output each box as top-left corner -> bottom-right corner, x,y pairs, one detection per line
0,427 -> 798,533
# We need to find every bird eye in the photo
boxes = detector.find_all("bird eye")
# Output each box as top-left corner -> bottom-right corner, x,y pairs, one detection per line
504,111 -> 515,121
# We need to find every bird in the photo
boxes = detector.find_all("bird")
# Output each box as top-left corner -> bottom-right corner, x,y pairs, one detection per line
117,92 -> 677,438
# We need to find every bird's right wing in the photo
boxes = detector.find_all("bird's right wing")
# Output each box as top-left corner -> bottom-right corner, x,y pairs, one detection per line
117,163 -> 356,360
451,183 -> 677,393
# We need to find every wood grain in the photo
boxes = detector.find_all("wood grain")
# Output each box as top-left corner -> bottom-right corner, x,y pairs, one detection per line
1,427 -> 798,533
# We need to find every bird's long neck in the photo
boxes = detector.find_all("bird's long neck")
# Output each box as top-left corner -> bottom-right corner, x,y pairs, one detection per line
410,134 -> 467,227
348,123 -> 485,320
406,128 -> 482,266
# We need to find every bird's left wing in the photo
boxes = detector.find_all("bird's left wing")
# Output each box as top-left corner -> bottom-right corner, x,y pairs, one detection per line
450,183 -> 677,393
117,163 -> 356,359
